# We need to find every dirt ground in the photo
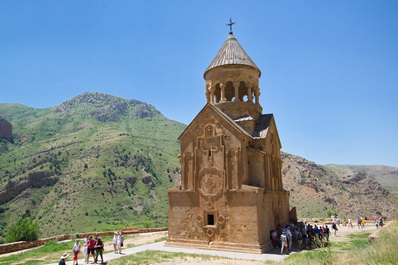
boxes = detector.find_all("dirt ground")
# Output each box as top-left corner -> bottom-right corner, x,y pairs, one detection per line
104,231 -> 168,252
0,224 -> 380,264
151,258 -> 269,265
144,223 -> 379,265
327,222 -> 377,242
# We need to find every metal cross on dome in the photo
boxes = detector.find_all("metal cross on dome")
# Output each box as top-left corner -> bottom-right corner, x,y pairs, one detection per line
227,18 -> 235,33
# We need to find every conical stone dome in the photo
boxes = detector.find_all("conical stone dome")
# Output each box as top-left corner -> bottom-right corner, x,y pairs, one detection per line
204,33 -> 261,77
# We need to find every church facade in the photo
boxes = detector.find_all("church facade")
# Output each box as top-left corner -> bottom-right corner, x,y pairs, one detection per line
166,30 -> 292,253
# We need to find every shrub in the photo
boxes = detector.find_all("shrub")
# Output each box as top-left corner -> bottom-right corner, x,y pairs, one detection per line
6,217 -> 40,242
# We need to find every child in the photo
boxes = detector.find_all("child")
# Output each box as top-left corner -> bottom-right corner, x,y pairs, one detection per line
72,239 -> 80,265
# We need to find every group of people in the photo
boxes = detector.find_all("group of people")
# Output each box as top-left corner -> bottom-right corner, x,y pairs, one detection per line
58,231 -> 124,265
331,215 -> 387,230
331,216 -> 367,229
271,221 -> 336,255
374,216 -> 384,229
271,214 -> 388,255
70,235 -> 105,265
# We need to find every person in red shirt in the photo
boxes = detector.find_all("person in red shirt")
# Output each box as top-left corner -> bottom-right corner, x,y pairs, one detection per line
87,235 -> 96,263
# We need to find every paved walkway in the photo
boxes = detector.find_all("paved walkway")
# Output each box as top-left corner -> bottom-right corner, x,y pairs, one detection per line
48,241 -> 289,264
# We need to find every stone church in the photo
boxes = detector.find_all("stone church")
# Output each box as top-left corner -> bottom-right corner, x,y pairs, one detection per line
166,28 -> 292,253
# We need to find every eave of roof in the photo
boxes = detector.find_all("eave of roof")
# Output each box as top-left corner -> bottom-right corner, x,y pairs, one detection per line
178,103 -> 253,140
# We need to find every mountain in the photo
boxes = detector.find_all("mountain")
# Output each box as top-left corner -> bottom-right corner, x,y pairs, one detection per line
0,92 -> 186,241
324,164 -> 398,195
282,153 -> 398,219
0,92 -> 396,243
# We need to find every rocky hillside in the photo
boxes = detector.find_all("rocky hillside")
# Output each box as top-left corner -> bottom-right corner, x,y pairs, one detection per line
325,164 -> 398,195
282,153 -> 398,219
0,92 -> 185,241
0,117 -> 12,139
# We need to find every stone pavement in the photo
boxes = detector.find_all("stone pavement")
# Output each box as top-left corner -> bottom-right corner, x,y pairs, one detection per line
48,241 -> 290,264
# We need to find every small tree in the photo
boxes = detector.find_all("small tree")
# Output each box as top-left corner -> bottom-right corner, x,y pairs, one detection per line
326,210 -> 338,218
6,217 -> 40,243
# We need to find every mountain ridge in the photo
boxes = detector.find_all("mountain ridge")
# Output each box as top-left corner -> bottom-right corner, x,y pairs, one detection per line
0,92 -> 396,243
0,92 -> 185,242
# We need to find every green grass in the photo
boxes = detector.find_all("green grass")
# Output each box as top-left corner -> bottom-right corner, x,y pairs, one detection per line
107,250 -> 234,265
283,247 -> 333,265
346,232 -> 370,249
0,240 -> 71,265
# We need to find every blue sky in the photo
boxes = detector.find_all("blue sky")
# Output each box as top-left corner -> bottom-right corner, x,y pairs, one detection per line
1,1 -> 397,167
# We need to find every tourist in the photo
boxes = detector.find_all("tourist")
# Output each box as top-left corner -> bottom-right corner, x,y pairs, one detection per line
59,253 -> 69,265
94,237 -> 104,264
356,217 -> 361,229
72,239 -> 81,265
87,235 -> 96,263
307,224 -> 315,247
379,217 -> 384,227
83,235 -> 89,264
336,217 -> 341,227
313,225 -> 320,239
280,231 -> 288,255
332,222 -> 338,236
300,224 -> 308,248
323,225 -> 330,241
270,230 -> 278,248
113,231 -> 118,253
116,231 -> 124,254
286,227 -> 293,251
295,229 -> 303,249
361,217 -> 366,228
347,218 -> 353,229
319,225 -> 324,240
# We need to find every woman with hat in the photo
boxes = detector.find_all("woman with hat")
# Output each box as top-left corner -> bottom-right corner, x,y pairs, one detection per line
59,253 -> 69,265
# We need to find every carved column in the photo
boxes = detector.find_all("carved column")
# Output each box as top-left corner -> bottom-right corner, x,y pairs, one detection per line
255,90 -> 260,104
237,148 -> 242,189
220,83 -> 226,102
247,84 -> 253,102
210,87 -> 215,103
206,82 -> 211,103
180,154 -> 186,190
233,81 -> 240,101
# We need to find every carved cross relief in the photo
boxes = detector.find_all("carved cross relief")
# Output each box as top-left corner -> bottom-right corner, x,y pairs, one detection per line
199,125 -> 221,167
